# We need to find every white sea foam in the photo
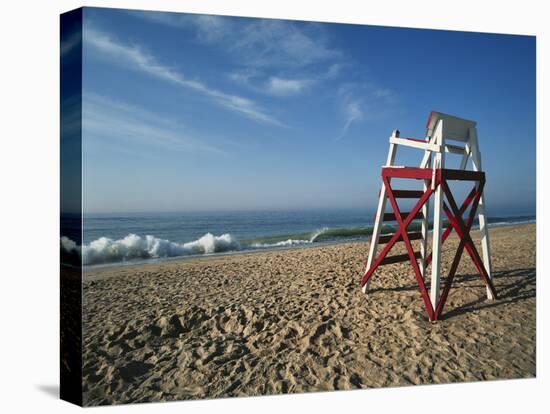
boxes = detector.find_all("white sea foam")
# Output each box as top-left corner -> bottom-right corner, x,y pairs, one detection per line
310,227 -> 329,242
61,233 -> 241,265
61,236 -> 80,254
182,233 -> 241,255
250,238 -> 311,248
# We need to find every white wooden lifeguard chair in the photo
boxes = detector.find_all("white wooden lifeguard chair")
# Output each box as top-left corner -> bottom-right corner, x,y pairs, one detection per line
360,111 -> 497,321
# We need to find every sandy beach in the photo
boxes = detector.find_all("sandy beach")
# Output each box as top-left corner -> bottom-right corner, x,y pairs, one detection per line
81,223 -> 536,406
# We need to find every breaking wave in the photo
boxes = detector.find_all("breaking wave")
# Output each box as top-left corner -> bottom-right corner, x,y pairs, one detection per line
250,228 -> 329,248
61,226 -> 388,266
62,233 -> 241,265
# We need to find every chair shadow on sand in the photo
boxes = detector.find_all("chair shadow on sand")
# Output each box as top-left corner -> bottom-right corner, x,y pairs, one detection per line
367,267 -> 536,321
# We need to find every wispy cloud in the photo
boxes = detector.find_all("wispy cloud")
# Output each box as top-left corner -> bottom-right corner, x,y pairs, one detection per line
82,93 -> 224,155
178,13 -> 232,43
267,77 -> 313,96
229,69 -> 314,96
84,26 -> 283,126
130,11 -> 350,101
325,63 -> 344,79
228,63 -> 343,97
129,11 -> 231,43
60,94 -> 82,138
60,29 -> 80,57
336,83 -> 398,140
233,20 -> 342,68
131,11 -> 342,69
337,100 -> 365,141
227,68 -> 258,86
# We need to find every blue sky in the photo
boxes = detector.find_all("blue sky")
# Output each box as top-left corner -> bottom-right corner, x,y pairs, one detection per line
77,7 -> 535,215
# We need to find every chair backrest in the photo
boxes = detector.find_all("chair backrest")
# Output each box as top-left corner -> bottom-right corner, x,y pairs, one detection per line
426,111 -> 476,143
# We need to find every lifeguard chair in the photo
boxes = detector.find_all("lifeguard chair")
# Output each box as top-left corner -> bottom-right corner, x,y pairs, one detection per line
361,111 -> 497,321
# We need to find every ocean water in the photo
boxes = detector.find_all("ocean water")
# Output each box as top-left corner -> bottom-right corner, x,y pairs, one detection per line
60,209 -> 535,267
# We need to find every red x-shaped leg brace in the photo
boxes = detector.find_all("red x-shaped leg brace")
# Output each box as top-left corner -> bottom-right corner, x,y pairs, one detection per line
432,178 -> 498,320
361,168 -> 498,321
360,167 -> 436,320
